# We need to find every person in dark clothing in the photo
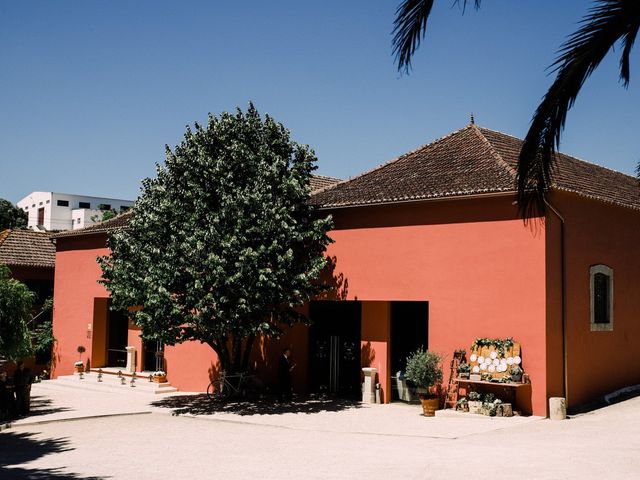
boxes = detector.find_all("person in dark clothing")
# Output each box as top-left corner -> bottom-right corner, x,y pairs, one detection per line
277,348 -> 295,402
0,371 -> 13,421
13,361 -> 32,417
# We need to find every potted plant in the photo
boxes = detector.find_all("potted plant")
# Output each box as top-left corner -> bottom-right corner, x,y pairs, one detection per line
75,345 -> 86,373
510,365 -> 523,382
468,391 -> 483,414
152,370 -> 167,383
456,397 -> 469,412
404,348 -> 443,417
457,362 -> 471,379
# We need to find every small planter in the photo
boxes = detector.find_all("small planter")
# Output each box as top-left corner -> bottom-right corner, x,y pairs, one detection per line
469,373 -> 481,382
420,396 -> 440,417
468,400 -> 483,414
74,363 -> 84,373
458,372 -> 470,380
152,374 -> 167,383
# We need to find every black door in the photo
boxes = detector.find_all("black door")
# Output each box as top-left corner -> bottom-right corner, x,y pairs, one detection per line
309,301 -> 361,396
107,309 -> 129,367
143,340 -> 164,372
390,301 -> 428,376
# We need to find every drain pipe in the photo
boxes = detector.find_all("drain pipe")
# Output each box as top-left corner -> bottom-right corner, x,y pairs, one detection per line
545,199 -> 567,403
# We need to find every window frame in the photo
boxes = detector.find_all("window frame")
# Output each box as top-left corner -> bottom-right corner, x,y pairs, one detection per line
590,264 -> 614,332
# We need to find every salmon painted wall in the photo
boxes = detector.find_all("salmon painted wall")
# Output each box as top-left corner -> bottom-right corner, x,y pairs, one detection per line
361,302 -> 391,403
550,191 -> 640,408
326,196 -> 547,415
52,235 -> 111,377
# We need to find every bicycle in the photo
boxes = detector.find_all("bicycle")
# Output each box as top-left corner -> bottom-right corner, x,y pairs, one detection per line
207,371 -> 254,400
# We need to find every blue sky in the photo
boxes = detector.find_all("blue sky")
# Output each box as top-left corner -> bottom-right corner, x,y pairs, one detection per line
1,1 -> 638,203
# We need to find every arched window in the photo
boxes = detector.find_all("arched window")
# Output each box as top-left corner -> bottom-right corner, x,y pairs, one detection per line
590,264 -> 613,331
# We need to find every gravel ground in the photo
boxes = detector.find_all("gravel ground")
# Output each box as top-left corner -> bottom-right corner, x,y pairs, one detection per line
1,384 -> 639,479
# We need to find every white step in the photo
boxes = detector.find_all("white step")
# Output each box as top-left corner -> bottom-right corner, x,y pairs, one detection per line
47,374 -> 178,394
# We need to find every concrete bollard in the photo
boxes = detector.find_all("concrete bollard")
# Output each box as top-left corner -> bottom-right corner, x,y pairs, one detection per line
549,397 -> 567,420
361,367 -> 377,404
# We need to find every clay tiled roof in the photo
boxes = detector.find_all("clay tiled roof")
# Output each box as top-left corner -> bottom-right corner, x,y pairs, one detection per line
478,127 -> 640,212
310,124 -> 640,211
310,174 -> 341,192
51,175 -> 342,239
0,229 -> 55,268
51,211 -> 133,239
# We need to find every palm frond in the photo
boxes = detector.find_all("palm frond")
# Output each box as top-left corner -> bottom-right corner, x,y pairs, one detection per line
392,0 -> 481,73
518,0 -> 640,218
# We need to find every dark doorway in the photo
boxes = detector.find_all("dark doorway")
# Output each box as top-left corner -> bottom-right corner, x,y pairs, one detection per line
390,301 -> 428,376
309,301 -> 361,396
107,308 -> 129,367
37,207 -> 45,227
143,340 -> 164,372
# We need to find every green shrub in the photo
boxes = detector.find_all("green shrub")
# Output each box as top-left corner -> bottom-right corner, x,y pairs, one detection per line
404,348 -> 442,390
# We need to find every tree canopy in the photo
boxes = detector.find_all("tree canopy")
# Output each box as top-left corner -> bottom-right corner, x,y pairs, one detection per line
392,0 -> 640,217
0,198 -> 28,230
0,265 -> 34,361
99,104 -> 333,373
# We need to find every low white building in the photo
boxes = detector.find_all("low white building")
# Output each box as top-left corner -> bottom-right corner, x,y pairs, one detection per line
17,192 -> 134,231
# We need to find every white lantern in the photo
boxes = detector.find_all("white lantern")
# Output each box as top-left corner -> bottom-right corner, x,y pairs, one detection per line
480,363 -> 487,371
470,354 -> 477,362
506,357 -> 514,365
472,365 -> 480,373
478,356 -> 485,364
488,365 -> 496,373
514,356 -> 522,365
489,351 -> 498,360
492,358 -> 500,366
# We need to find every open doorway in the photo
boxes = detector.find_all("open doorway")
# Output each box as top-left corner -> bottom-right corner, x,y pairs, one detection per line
309,301 -> 361,397
390,301 -> 428,400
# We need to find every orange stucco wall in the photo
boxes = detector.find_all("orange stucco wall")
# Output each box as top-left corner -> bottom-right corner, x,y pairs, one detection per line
52,235 -> 110,377
361,302 -> 391,403
326,196 -> 548,415
548,191 -> 640,408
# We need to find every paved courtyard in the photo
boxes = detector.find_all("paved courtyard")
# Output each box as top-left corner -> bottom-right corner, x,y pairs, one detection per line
1,382 -> 639,479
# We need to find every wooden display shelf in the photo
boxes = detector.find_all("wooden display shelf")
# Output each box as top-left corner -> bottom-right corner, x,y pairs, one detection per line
455,379 -> 528,387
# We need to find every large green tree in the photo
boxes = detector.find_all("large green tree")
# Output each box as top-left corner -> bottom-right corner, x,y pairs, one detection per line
99,104 -> 332,373
392,0 -> 640,217
0,198 -> 28,230
0,265 -> 34,360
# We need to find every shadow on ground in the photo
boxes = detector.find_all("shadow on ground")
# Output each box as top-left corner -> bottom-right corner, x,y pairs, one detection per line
569,389 -> 640,416
0,431 -> 106,479
27,396 -> 73,418
151,393 -> 362,416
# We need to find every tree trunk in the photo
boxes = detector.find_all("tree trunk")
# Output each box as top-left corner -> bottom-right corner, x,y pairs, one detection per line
241,334 -> 256,371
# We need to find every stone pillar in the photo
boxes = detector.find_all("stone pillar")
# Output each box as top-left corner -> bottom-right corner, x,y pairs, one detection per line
549,397 -> 567,420
125,346 -> 136,373
362,367 -> 377,404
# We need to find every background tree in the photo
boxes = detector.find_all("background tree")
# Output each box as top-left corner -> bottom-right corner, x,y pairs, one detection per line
0,198 -> 28,230
392,0 -> 640,217
99,104 -> 333,373
0,265 -> 34,361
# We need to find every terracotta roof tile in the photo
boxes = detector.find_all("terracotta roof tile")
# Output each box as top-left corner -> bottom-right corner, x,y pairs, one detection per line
50,211 -> 133,239
311,124 -> 640,211
51,175 -> 341,239
310,174 -> 341,192
0,229 -> 55,268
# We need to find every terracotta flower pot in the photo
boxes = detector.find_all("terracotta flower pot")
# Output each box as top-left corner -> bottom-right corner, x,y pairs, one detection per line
420,396 -> 440,417
152,375 -> 167,383
74,365 -> 84,373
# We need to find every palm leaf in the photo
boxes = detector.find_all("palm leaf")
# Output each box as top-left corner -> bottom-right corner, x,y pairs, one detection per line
393,0 -> 481,73
518,0 -> 640,218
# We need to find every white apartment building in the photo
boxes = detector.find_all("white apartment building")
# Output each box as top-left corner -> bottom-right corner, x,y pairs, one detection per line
17,192 -> 134,231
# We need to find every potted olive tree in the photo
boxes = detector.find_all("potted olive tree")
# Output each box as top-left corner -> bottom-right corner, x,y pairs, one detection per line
405,348 -> 443,417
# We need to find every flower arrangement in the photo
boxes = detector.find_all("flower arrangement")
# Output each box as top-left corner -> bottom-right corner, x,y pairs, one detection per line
74,361 -> 84,367
153,371 -> 166,377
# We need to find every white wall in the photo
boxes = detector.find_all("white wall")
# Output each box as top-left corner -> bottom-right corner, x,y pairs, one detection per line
16,192 -> 133,231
